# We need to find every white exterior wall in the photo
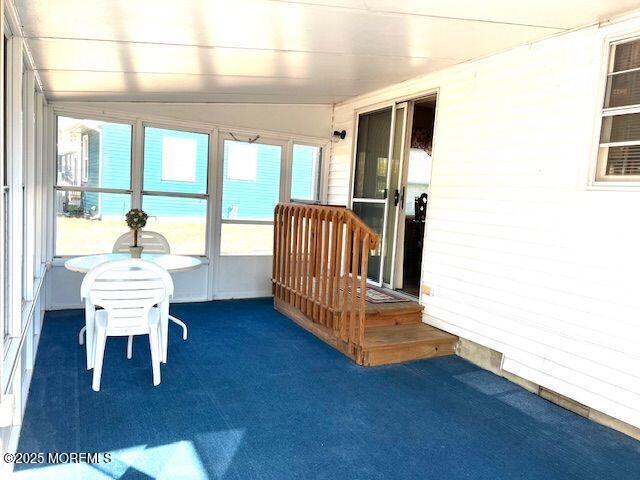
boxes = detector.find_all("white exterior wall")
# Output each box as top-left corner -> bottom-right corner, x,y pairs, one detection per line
329,19 -> 640,429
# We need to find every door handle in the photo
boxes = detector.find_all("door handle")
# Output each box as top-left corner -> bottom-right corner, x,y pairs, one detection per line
383,188 -> 388,199
393,189 -> 400,206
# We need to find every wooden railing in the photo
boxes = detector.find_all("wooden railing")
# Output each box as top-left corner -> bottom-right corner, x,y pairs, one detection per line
272,203 -> 379,350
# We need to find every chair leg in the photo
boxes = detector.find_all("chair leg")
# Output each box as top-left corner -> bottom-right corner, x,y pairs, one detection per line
92,327 -> 107,392
169,314 -> 188,340
127,335 -> 134,359
148,326 -> 161,386
79,326 -> 86,345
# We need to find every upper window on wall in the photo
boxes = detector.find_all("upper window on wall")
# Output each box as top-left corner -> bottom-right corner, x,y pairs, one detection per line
597,38 -> 640,182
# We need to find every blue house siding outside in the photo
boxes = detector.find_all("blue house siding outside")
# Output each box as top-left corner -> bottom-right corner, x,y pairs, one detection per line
85,127 -> 317,220
84,123 -> 133,217
221,141 -> 281,221
142,127 -> 209,219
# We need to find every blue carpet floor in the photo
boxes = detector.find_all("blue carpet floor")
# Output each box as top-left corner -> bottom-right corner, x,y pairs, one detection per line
13,298 -> 640,479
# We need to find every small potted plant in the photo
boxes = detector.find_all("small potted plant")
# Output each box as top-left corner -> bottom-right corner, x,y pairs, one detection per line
125,208 -> 148,258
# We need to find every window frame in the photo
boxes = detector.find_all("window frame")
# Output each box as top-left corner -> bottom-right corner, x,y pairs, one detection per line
216,132 -> 288,257
52,113 -> 135,257
141,122 -> 212,257
50,108 -> 329,261
591,28 -> 640,188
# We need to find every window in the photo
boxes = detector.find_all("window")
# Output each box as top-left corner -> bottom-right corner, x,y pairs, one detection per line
54,116 -> 133,256
161,136 -> 196,182
3,34 -> 11,341
220,138 -> 283,255
143,126 -> 209,255
596,37 -> 640,182
291,144 -> 321,202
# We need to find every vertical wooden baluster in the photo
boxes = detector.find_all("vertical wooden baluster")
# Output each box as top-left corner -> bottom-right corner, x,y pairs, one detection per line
349,228 -> 361,350
331,212 -> 344,334
291,208 -> 298,303
282,207 -> 291,303
290,209 -> 299,307
300,208 -> 309,314
359,233 -> 370,349
312,210 -> 322,323
320,210 -> 330,325
327,210 -> 339,331
282,206 -> 291,302
272,205 -> 280,299
293,208 -> 303,309
340,220 -> 352,341
306,209 -> 316,316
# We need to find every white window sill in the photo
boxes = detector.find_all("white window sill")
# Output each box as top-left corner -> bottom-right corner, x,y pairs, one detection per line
586,182 -> 640,191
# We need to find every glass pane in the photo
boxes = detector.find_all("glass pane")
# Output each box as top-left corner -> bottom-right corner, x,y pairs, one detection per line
605,70 -> 640,108
404,148 -> 432,213
222,140 -> 282,221
220,223 -> 274,255
600,113 -> 640,143
56,116 -> 132,190
598,145 -> 640,178
352,202 -> 385,282
143,127 -> 209,194
55,190 -> 130,256
613,39 -> 640,72
353,108 -> 392,199
383,105 -> 405,284
291,144 -> 321,201
143,195 -> 207,255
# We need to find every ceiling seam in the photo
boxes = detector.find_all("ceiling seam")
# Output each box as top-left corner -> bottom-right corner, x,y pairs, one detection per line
266,0 -> 569,30
21,35 -> 518,61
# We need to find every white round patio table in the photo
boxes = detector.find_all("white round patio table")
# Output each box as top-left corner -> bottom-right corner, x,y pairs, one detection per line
64,252 -> 202,274
65,253 -> 202,369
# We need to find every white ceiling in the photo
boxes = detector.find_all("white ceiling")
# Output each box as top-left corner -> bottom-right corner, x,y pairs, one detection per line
14,0 -> 640,104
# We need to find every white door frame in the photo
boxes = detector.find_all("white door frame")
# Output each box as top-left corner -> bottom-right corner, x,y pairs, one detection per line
392,93 -> 438,294
385,101 -> 411,290
349,93 -> 439,294
349,103 -> 396,286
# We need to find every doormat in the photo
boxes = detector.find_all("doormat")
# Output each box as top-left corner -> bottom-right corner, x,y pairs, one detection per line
343,284 -> 410,303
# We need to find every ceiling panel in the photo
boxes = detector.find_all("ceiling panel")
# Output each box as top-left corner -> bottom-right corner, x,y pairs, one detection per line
17,0 -> 557,57
14,0 -> 640,103
28,38 -> 458,80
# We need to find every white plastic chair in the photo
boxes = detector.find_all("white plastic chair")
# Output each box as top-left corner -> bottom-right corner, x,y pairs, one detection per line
80,259 -> 174,391
78,230 -> 188,358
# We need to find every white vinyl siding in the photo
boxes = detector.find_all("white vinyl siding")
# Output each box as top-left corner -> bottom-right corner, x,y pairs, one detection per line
328,21 -> 640,429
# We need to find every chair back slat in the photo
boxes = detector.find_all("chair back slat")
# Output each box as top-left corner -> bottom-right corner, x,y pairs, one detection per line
82,259 -> 174,330
112,231 -> 171,254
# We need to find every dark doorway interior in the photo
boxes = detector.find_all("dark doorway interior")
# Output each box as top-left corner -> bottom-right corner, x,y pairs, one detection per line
400,100 -> 435,297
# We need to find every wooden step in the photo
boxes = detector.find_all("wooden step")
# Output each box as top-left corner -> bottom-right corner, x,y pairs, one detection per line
334,283 -> 424,328
274,297 -> 457,367
361,323 -> 458,366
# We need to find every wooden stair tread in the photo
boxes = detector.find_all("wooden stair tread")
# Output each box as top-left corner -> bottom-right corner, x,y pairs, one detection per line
364,323 -> 457,349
